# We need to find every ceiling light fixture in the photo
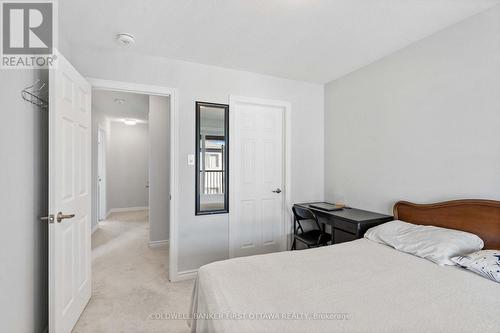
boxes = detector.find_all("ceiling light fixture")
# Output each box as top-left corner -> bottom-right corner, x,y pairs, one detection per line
114,98 -> 126,104
123,119 -> 137,126
115,33 -> 136,47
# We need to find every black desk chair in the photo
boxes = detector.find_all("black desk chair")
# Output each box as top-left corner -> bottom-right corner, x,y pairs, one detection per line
291,206 -> 331,250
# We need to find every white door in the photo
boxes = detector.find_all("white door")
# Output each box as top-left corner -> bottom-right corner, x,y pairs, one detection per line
229,96 -> 287,258
97,128 -> 106,220
48,54 -> 92,333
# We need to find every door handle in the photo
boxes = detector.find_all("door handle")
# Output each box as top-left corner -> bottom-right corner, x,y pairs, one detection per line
56,212 -> 75,223
272,188 -> 282,194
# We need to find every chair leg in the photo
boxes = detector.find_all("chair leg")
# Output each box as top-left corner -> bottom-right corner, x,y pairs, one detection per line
291,238 -> 296,250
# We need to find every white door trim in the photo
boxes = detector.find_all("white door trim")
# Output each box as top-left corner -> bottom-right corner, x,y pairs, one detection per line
96,125 -> 106,222
228,95 -> 292,258
86,78 -> 181,282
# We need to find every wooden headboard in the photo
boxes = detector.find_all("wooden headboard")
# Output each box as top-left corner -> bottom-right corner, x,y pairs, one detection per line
393,200 -> 500,249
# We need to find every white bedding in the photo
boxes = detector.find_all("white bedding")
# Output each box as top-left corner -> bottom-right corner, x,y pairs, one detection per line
189,239 -> 500,333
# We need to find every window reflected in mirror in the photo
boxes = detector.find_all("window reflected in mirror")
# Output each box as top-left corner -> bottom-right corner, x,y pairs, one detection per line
195,102 -> 229,215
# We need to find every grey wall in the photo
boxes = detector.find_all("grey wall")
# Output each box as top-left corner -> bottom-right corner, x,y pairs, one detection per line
149,95 -> 171,243
69,47 -> 324,272
324,5 -> 500,214
107,121 -> 149,211
0,70 -> 48,332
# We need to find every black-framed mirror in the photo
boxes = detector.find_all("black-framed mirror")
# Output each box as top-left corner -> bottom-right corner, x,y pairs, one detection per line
195,102 -> 229,215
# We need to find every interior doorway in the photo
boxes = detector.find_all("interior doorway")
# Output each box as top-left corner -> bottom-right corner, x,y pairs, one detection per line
87,79 -> 179,282
71,80 -> 181,331
91,89 -> 171,246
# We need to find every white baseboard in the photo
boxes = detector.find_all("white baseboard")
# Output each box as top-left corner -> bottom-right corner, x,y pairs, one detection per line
107,206 -> 148,217
91,222 -> 99,234
149,239 -> 169,248
175,269 -> 198,281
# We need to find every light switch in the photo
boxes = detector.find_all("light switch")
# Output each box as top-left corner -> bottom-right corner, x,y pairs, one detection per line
187,154 -> 195,166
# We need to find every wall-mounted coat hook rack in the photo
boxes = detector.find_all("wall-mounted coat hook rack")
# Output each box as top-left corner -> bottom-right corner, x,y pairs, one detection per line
21,79 -> 48,110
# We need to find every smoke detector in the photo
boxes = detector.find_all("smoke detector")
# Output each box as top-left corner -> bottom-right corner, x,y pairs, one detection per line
115,33 -> 135,47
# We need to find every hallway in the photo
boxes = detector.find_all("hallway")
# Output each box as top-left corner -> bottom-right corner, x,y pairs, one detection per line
73,211 -> 194,333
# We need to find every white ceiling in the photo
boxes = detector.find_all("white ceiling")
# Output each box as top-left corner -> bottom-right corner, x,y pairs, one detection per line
92,90 -> 149,122
61,0 -> 500,83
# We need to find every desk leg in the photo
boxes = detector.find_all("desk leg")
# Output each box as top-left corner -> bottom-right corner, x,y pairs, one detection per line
321,222 -> 334,246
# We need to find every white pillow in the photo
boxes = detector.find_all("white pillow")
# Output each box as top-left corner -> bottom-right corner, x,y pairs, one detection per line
452,250 -> 500,283
364,220 -> 484,265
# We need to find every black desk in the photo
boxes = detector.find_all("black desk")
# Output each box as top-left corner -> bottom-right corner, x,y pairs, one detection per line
294,202 -> 393,244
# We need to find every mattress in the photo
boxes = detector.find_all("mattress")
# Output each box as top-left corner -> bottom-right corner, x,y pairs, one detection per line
189,239 -> 500,333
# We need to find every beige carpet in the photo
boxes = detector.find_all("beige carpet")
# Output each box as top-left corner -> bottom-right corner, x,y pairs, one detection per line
73,210 -> 194,333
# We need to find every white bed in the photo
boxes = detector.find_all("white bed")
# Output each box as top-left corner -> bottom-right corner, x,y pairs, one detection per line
189,200 -> 500,333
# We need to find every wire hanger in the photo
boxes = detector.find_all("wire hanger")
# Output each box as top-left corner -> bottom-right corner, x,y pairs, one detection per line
21,79 -> 48,110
